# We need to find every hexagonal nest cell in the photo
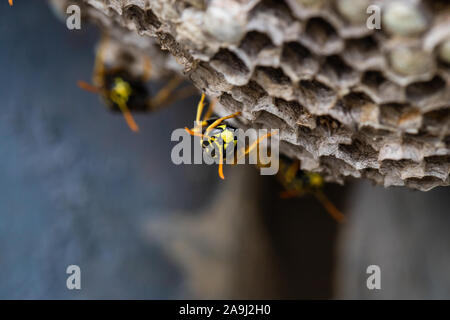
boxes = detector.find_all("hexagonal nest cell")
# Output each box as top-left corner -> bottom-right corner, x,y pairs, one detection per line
50,0 -> 450,191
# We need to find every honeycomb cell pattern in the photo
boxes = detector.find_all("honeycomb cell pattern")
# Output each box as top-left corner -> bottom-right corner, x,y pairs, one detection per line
52,0 -> 450,190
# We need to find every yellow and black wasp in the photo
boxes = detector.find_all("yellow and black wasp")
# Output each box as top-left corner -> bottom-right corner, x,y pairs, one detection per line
276,155 -> 345,223
185,93 -> 275,179
78,35 -> 193,132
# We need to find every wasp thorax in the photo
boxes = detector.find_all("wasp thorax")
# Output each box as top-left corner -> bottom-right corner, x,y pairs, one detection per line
200,124 -> 237,160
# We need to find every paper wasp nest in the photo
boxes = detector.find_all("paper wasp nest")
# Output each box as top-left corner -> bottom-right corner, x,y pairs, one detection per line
52,0 -> 450,191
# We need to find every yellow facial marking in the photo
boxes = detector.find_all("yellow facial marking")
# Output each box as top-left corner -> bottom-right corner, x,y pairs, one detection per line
221,130 -> 235,144
110,77 -> 132,105
308,173 -> 324,188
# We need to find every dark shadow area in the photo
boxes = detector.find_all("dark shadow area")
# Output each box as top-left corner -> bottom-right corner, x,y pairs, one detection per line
258,175 -> 350,299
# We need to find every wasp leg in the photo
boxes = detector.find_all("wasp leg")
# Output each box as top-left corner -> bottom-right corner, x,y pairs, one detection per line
78,34 -> 109,92
235,131 -> 277,164
77,81 -> 101,93
149,75 -> 184,111
313,190 -> 346,223
150,85 -> 198,111
92,34 -> 109,86
279,190 -> 301,199
186,123 -> 225,180
204,112 -> 242,136
242,132 -> 275,156
194,92 -> 216,124
142,56 -> 152,82
202,98 -> 216,122
195,93 -> 207,124
284,159 -> 300,184
218,162 -> 225,180
194,93 -> 215,130
216,143 -> 225,180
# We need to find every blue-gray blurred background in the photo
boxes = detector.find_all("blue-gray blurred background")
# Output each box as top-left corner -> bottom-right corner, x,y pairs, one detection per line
0,1 -> 217,299
0,1 -> 449,299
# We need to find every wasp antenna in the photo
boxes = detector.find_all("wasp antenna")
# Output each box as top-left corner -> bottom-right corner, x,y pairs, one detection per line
185,127 -> 205,138
122,110 -> 140,132
204,111 -> 242,136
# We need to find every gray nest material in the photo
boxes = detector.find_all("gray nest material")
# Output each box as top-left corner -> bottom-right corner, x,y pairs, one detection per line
52,0 -> 450,191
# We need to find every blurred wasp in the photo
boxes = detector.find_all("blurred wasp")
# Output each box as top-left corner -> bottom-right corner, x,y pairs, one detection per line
78,35 -> 194,132
276,155 -> 345,223
185,93 -> 275,179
